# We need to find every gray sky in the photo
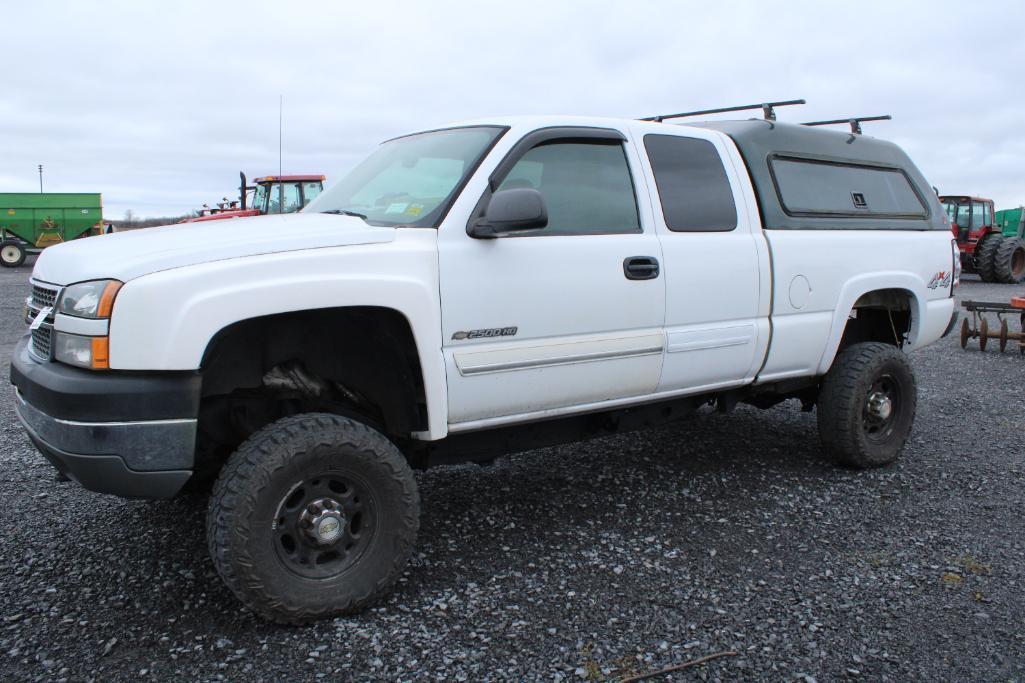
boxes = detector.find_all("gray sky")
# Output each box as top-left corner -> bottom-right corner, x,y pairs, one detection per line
3,0 -> 1023,218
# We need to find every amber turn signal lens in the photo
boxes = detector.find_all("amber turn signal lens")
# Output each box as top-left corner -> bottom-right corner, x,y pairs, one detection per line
97,281 -> 122,318
91,336 -> 110,369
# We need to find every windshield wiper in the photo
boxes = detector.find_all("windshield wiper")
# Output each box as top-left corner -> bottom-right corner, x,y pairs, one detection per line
321,209 -> 368,220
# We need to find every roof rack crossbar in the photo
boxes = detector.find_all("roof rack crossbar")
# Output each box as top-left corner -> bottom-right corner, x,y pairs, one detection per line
640,99 -> 806,123
801,115 -> 892,135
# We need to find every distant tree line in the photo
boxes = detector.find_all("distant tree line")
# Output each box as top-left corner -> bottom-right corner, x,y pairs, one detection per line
112,209 -> 195,230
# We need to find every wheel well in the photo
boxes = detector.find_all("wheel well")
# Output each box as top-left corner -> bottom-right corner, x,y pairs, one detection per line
195,307 -> 427,476
837,289 -> 913,351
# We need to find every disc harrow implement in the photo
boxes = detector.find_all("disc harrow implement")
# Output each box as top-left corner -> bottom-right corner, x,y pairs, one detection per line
960,298 -> 1025,354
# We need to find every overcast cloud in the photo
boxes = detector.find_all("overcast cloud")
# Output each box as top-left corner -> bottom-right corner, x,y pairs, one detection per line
2,0 -> 1023,218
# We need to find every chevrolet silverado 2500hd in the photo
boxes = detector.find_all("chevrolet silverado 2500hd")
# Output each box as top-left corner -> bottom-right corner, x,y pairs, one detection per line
12,113 -> 959,622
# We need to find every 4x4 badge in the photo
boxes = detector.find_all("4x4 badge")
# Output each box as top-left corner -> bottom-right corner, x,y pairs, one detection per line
926,271 -> 951,289
452,326 -> 518,341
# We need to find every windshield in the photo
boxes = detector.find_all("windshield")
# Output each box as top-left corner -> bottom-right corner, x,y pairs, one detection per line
942,200 -> 972,229
305,126 -> 505,227
267,182 -> 302,214
942,201 -> 956,223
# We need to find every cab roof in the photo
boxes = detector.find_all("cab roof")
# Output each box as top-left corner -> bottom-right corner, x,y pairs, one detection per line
253,175 -> 325,183
939,195 -> 991,203
424,116 -> 945,231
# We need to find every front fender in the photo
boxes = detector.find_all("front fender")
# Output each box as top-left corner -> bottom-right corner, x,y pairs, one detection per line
108,236 -> 449,439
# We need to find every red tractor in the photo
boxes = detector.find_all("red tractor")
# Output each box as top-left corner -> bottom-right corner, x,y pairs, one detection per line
941,195 -> 1025,283
181,172 -> 326,223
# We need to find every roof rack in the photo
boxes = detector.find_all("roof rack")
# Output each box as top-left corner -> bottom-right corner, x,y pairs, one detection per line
640,99 -> 806,123
802,115 -> 892,135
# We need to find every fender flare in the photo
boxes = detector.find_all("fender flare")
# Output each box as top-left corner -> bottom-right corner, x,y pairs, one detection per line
815,272 -> 926,375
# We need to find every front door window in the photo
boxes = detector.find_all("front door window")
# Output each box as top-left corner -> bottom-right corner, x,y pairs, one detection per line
497,141 -> 640,235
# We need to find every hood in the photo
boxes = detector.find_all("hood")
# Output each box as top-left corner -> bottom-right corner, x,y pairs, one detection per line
31,212 -> 395,285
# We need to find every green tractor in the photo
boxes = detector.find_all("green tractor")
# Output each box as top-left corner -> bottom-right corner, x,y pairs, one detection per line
0,193 -> 105,267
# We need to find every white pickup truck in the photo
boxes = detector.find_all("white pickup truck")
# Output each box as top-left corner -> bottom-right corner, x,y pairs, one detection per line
12,111 -> 960,623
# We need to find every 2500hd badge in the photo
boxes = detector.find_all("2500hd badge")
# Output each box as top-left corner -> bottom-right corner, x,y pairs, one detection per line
451,326 -> 518,341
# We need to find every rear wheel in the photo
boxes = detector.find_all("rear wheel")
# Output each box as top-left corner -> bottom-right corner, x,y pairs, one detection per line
976,235 -> 1003,283
994,237 -> 1025,283
0,240 -> 25,268
206,413 -> 420,624
817,342 -> 917,468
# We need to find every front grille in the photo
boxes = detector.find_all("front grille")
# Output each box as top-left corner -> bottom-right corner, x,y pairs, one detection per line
27,281 -> 60,361
31,283 -> 59,310
31,326 -> 52,359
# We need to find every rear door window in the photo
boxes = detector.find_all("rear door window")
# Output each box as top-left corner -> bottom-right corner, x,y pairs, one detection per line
643,134 -> 737,232
771,157 -> 927,218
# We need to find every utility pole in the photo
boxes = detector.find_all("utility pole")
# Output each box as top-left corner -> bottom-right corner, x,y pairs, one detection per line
38,165 -> 43,193
278,95 -> 284,214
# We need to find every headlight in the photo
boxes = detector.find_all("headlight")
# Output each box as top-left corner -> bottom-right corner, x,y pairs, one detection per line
56,280 -> 122,319
53,279 -> 120,369
54,332 -> 110,369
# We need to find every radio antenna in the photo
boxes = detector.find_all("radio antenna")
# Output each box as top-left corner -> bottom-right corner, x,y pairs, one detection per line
278,95 -> 284,214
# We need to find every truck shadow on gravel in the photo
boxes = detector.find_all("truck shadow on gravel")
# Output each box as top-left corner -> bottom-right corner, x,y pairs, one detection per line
401,404 -> 869,596
17,402 -> 880,627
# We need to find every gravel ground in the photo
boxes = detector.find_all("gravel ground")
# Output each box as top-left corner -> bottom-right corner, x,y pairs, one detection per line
2,261 -> 1024,682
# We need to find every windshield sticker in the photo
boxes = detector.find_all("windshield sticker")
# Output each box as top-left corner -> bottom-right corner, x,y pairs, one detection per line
385,202 -> 409,214
405,204 -> 424,217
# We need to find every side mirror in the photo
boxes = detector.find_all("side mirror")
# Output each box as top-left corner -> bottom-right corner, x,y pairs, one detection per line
469,188 -> 548,238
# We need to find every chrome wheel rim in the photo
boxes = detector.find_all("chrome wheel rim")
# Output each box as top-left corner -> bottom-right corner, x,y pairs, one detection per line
862,375 -> 900,442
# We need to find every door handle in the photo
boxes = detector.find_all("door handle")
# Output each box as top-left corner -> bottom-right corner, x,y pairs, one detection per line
623,256 -> 660,280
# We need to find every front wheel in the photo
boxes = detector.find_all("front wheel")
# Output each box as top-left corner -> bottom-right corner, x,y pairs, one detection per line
817,342 -> 917,468
0,240 -> 26,268
206,413 -> 420,624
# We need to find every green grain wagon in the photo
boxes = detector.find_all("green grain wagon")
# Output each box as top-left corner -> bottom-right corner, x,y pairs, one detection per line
997,207 -> 1025,239
0,193 -> 104,267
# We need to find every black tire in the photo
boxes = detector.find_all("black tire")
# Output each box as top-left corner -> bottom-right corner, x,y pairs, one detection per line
207,413 -> 420,624
975,234 -> 1003,283
994,236 -> 1025,284
0,240 -> 26,268
817,342 -> 917,469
